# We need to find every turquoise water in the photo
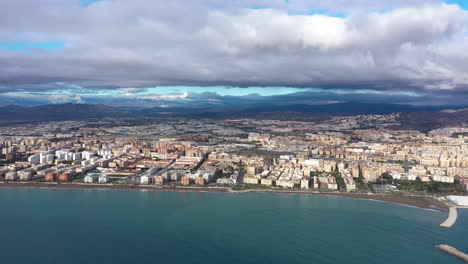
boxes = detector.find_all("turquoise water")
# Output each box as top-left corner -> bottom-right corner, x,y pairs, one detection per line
0,188 -> 467,264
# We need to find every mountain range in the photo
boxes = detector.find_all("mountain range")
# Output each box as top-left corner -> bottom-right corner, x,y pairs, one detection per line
0,103 -> 122,124
0,102 -> 467,129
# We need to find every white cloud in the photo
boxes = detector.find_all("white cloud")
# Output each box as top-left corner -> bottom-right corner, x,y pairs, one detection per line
141,92 -> 190,101
0,0 -> 467,100
121,88 -> 148,93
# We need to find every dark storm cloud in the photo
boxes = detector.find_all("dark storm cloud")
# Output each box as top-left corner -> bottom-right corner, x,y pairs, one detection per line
1,0 -> 468,105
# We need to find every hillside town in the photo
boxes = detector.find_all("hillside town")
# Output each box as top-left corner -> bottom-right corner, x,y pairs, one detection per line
0,114 -> 467,194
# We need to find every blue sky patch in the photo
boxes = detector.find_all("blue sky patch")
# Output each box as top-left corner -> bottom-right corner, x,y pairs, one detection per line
445,0 -> 468,9
0,41 -> 65,51
80,0 -> 106,7
288,9 -> 345,18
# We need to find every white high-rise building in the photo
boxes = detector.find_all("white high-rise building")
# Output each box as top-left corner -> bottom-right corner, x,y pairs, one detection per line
82,151 -> 95,160
28,154 -> 40,164
72,152 -> 82,160
40,154 -> 54,164
65,153 -> 73,161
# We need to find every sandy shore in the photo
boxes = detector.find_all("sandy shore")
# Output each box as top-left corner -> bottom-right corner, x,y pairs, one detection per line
317,192 -> 449,211
0,182 -> 230,193
240,189 -> 449,212
0,182 -> 449,211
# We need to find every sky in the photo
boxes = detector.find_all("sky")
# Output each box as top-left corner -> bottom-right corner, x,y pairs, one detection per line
1,0 -> 468,107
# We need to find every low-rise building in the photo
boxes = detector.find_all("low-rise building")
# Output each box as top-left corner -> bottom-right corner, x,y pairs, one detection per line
45,172 -> 57,182
84,174 -> 97,183
153,176 -> 165,185
59,172 -> 72,182
181,176 -> 191,186
140,175 -> 151,185
276,180 -> 294,188
261,178 -> 274,186
18,170 -> 33,181
317,176 -> 338,190
244,176 -> 260,185
344,177 -> 356,191
195,177 -> 205,186
98,175 -> 109,184
300,178 -> 310,189
313,176 -> 319,189
432,175 -> 454,183
5,171 -> 17,181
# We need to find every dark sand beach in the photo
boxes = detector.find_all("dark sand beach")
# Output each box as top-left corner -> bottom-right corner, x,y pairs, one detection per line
0,182 -> 449,211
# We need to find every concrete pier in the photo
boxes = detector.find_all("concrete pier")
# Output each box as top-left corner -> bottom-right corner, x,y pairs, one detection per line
440,207 -> 458,228
435,244 -> 468,262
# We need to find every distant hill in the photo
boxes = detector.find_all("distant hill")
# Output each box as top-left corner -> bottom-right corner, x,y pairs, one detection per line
138,102 -> 462,116
400,110 -> 468,131
238,103 -> 408,115
440,108 -> 468,113
0,102 -> 467,129
0,105 -> 25,111
30,103 -> 121,115
0,103 -> 123,123
137,106 -> 210,114
238,102 -> 465,115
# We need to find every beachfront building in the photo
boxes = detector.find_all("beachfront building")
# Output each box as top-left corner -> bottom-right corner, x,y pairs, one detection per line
344,177 -> 356,191
5,171 -> 17,181
300,178 -> 310,189
313,176 -> 319,189
168,171 -> 183,181
59,172 -> 72,182
181,176 -> 191,186
84,174 -> 97,183
244,176 -> 260,185
18,170 -> 33,181
195,177 -> 205,186
140,175 -> 151,185
98,175 -> 109,184
45,172 -> 57,182
317,176 -> 338,190
153,176 -> 165,185
276,180 -> 295,188
261,178 -> 274,186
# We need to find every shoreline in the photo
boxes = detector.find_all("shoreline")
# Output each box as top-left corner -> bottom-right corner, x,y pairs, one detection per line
0,182 -> 450,212
0,182 -> 231,193
242,189 -> 449,212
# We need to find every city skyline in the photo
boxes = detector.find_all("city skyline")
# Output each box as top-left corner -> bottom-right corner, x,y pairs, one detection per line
2,1 -> 468,263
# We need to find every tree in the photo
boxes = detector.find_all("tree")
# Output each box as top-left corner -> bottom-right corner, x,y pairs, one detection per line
427,181 -> 440,193
212,169 -> 224,182
331,171 -> 346,191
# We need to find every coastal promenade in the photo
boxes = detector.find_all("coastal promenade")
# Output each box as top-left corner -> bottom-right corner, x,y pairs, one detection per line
0,182 -> 450,211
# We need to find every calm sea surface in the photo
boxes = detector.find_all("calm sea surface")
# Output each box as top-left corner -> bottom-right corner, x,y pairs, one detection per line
0,188 -> 467,264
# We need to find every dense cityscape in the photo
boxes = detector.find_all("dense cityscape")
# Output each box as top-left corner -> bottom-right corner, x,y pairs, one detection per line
3,0 -> 468,263
1,113 -> 467,197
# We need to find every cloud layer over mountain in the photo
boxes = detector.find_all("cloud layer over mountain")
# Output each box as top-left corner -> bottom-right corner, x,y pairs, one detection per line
1,0 -> 468,106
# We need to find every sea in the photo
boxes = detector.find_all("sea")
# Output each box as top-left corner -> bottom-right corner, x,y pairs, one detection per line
0,188 -> 467,264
